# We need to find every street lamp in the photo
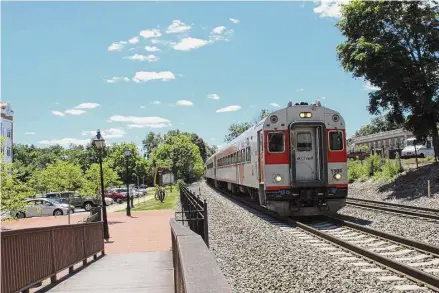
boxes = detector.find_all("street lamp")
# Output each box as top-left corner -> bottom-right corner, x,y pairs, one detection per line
92,129 -> 110,241
124,147 -> 132,216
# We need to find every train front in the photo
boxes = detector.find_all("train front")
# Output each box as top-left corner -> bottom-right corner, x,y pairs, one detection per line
261,101 -> 348,216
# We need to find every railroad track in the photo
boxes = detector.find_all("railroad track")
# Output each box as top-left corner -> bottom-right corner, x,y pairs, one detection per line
207,183 -> 439,292
346,198 -> 439,221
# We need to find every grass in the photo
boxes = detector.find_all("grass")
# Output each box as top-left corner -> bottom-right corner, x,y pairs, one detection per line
131,185 -> 179,211
348,154 -> 404,183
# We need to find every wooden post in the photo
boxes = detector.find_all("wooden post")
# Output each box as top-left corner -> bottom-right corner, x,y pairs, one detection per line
428,180 -> 431,198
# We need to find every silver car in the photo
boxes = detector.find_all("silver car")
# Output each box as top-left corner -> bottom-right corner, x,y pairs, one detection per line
14,198 -> 72,218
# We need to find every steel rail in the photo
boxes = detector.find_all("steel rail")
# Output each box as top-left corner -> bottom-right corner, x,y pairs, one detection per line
346,198 -> 439,221
207,182 -> 439,292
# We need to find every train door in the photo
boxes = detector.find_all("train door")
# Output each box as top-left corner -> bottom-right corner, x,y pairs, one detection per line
257,130 -> 264,183
292,127 -> 319,182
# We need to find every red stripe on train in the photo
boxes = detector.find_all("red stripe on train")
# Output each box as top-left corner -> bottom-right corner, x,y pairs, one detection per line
264,130 -> 290,165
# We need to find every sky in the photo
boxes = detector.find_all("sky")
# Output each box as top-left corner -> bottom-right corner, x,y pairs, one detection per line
2,1 -> 377,152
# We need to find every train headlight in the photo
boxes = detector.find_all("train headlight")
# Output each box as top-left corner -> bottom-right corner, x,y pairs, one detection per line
299,112 -> 312,118
333,173 -> 342,180
273,174 -> 282,183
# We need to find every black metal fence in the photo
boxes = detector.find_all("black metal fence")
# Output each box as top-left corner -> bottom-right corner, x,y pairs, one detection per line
175,184 -> 209,247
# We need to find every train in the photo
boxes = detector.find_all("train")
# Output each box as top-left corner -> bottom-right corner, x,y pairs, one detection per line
204,100 -> 348,217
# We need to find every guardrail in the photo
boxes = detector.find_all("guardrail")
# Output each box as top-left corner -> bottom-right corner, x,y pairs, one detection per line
170,219 -> 232,293
1,222 -> 104,293
175,185 -> 209,247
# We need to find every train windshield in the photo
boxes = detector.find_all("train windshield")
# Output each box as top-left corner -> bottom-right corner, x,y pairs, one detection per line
268,132 -> 285,153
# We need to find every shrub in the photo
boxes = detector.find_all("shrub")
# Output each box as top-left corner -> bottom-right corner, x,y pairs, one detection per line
348,154 -> 404,183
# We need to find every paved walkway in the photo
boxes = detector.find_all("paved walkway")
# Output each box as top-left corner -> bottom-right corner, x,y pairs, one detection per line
25,210 -> 176,292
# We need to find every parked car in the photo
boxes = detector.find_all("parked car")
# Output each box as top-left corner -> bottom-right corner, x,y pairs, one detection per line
104,190 -> 127,204
13,198 -> 72,218
43,191 -> 100,212
110,188 -> 139,198
104,197 -> 114,206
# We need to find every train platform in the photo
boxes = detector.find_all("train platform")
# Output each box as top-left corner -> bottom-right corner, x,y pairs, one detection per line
32,210 -> 175,292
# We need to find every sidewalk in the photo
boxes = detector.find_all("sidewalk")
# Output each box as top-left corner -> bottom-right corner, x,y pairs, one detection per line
40,210 -> 176,292
106,194 -> 154,213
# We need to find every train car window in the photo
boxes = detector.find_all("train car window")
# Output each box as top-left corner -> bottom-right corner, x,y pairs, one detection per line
329,131 -> 344,151
246,146 -> 250,162
241,149 -> 245,162
297,132 -> 312,151
234,152 -> 237,163
268,132 -> 285,153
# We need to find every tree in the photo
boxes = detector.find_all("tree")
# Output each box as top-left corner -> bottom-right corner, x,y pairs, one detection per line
142,132 -> 162,158
80,161 -> 122,195
354,116 -> 403,137
149,134 -> 204,182
29,160 -> 85,193
252,109 -> 270,125
0,138 -> 32,214
336,0 -> 439,160
106,143 -> 143,184
224,122 -> 253,143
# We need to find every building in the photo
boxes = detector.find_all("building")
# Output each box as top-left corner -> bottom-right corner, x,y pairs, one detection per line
348,128 -> 414,158
1,102 -> 14,163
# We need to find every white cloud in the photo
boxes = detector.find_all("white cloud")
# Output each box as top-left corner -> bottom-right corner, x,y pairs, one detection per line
52,111 -> 65,117
132,71 -> 176,83
82,128 -> 125,139
108,115 -> 172,128
74,103 -> 100,109
209,27 -> 234,42
106,76 -> 130,83
313,0 -> 349,18
296,88 -> 305,92
229,18 -> 240,24
166,20 -> 191,34
363,81 -> 380,91
216,105 -> 241,113
65,109 -> 86,115
173,37 -> 209,51
151,101 -> 161,105
212,26 -> 226,34
124,54 -> 160,62
140,29 -> 162,39
108,42 -> 124,52
210,138 -> 216,141
249,105 -> 256,108
270,103 -> 280,107
39,138 -> 90,147
176,100 -> 193,106
145,46 -> 161,52
25,132 -> 36,135
207,94 -> 220,100
140,105 -> 146,109
151,39 -> 160,44
128,36 -> 139,44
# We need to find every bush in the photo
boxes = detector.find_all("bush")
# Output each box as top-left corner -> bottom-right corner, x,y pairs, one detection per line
348,154 -> 404,183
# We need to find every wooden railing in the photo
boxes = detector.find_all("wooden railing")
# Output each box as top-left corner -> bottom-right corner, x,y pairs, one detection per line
1,222 -> 104,293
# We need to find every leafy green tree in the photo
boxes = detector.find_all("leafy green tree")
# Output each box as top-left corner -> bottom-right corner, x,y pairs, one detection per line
150,134 -> 204,182
0,138 -> 33,214
142,132 -> 162,158
29,160 -> 84,193
336,0 -> 439,159
354,116 -> 403,137
106,143 -> 143,184
80,161 -> 122,195
224,122 -> 253,143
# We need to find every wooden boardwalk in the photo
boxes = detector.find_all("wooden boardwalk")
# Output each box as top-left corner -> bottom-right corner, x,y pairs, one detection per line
48,252 -> 174,293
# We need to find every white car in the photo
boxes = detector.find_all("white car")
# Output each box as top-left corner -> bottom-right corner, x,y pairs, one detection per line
104,197 -> 114,206
13,198 -> 72,218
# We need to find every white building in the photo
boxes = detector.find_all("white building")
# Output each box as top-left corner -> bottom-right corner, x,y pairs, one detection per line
1,102 -> 14,163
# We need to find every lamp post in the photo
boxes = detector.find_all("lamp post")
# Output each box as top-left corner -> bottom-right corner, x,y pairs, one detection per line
124,147 -> 132,216
92,129 -> 109,241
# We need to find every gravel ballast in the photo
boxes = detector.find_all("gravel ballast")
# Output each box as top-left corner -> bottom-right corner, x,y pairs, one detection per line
183,181 -> 434,293
338,205 -> 439,247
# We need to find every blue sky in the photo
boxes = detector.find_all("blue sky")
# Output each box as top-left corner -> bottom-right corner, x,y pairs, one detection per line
2,1 -> 376,151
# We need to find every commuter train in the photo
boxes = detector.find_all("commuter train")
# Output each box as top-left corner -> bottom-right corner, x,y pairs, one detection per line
204,100 -> 348,217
